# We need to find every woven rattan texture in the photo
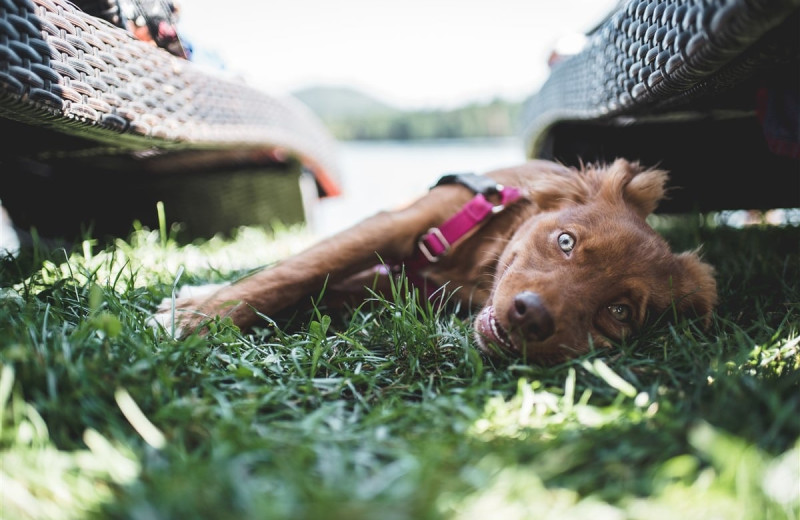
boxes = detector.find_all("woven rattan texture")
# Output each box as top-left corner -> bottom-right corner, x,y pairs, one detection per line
522,0 -> 800,157
0,0 -> 339,183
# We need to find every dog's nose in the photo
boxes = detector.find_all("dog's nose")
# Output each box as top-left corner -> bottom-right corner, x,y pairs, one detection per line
508,291 -> 554,341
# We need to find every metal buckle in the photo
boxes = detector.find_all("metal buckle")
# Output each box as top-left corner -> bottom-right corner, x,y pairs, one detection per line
418,227 -> 450,263
491,184 -> 506,213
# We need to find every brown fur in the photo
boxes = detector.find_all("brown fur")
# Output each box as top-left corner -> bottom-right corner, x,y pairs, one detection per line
155,158 -> 717,364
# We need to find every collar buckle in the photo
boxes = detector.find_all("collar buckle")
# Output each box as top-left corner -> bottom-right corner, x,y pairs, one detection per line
417,227 -> 450,263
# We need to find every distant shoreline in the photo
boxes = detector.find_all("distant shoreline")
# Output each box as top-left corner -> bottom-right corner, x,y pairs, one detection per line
293,86 -> 525,141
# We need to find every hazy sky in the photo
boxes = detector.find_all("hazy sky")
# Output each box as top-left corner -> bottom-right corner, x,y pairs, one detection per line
176,0 -> 619,109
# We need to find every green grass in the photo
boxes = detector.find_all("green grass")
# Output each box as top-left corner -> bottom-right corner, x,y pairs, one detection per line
1,214 -> 798,520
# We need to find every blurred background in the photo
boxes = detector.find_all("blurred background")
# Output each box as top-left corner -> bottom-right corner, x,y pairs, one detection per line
173,0 -> 619,236
3,0 -> 795,255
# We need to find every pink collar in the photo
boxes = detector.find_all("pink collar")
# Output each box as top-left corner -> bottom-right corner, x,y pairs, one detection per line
388,173 -> 523,296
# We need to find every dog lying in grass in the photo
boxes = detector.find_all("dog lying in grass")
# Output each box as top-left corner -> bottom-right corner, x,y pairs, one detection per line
154,158 -> 717,365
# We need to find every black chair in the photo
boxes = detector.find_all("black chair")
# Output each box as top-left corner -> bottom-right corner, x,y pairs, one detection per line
0,0 -> 341,242
522,0 -> 800,213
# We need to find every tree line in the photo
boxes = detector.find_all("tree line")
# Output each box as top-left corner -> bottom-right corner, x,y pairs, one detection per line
322,98 -> 524,140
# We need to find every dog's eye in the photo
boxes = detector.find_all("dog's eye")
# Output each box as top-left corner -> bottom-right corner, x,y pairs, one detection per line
557,232 -> 575,253
608,304 -> 632,322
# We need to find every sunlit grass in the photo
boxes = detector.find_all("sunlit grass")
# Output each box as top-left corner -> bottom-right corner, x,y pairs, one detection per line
0,215 -> 798,519
0,366 -> 140,519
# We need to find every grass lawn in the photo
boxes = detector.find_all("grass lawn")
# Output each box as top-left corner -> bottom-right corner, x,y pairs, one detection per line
1,213 -> 798,519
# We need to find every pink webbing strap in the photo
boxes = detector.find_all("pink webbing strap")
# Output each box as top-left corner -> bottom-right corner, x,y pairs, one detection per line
403,184 -> 522,272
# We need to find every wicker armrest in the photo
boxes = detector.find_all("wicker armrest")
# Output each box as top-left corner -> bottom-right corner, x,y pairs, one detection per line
522,0 -> 800,213
0,0 -> 342,240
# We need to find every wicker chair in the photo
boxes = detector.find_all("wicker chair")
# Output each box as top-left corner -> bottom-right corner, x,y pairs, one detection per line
0,0 -> 341,243
522,0 -> 800,213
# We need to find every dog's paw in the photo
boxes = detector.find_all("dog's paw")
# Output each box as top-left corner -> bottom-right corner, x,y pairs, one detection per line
148,283 -> 228,338
147,306 -> 184,338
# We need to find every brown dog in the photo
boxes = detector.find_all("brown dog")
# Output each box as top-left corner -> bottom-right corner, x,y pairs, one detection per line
154,158 -> 717,365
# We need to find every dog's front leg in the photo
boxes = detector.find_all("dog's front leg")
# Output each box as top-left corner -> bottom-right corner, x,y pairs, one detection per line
156,185 -> 469,336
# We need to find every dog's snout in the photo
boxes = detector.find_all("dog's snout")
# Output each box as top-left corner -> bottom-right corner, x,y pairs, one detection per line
508,291 -> 554,341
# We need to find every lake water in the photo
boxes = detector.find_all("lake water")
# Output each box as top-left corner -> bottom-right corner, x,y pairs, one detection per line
310,139 -> 800,234
310,137 -> 527,237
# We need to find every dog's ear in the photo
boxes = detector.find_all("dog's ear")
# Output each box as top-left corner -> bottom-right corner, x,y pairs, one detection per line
527,168 -> 591,210
606,159 -> 669,218
670,250 -> 718,327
